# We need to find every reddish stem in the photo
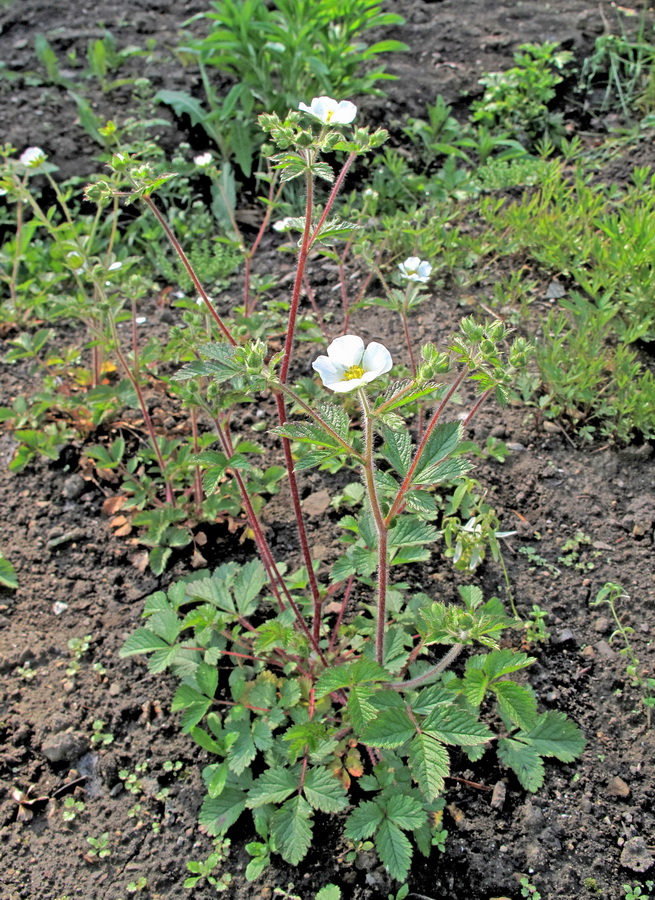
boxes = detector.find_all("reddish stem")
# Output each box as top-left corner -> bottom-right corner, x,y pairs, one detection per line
385,367 -> 470,526
142,196 -> 236,347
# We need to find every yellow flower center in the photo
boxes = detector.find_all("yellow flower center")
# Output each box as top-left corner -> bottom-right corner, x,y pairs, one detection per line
326,109 -> 334,122
343,364 -> 365,381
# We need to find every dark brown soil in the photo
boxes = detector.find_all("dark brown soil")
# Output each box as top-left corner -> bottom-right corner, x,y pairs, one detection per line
1,2 -> 654,899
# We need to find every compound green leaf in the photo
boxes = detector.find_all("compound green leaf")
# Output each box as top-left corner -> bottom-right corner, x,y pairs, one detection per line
303,767 -> 349,813
408,733 -> 449,800
491,680 -> 538,731
375,819 -> 413,882
422,707 -> 493,746
518,710 -> 586,762
497,737 -> 544,793
245,767 -> 298,808
271,795 -> 313,866
199,786 -> 246,835
361,708 -> 415,749
385,793 -> 427,831
344,800 -> 385,841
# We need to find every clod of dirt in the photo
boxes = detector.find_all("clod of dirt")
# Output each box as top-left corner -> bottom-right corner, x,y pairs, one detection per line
620,836 -> 655,873
62,474 -> 87,500
606,776 -> 630,798
41,730 -> 88,764
621,496 -> 655,538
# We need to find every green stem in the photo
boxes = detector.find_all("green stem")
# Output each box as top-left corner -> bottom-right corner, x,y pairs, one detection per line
359,389 -> 389,666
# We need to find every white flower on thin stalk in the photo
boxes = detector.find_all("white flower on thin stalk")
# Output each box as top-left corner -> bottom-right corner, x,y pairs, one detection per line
19,147 -> 47,169
298,96 -> 357,125
193,152 -> 212,167
312,334 -> 392,393
398,256 -> 432,283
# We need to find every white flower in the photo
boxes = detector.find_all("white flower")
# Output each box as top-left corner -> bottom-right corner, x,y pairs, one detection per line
398,257 -> 432,283
20,147 -> 47,169
194,152 -> 212,167
298,96 -> 357,125
273,217 -> 294,232
0,187 -> 7,196
312,334 -> 392,393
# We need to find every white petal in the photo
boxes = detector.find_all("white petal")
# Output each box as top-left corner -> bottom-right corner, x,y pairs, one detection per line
312,355 -> 345,386
403,256 -> 421,270
327,334 -> 364,368
299,96 -> 337,123
331,377 -> 364,393
333,100 -> 357,124
417,261 -> 432,282
361,342 -> 392,378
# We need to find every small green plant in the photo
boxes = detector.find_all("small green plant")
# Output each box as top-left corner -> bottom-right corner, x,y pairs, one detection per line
126,876 -> 148,894
523,604 -> 551,645
90,720 -> 114,747
472,42 -> 574,147
591,583 -> 655,725
119,761 -> 148,795
16,664 -> 38,681
184,838 -> 232,891
66,635 -> 93,679
520,876 -> 542,899
624,882 -> 654,900
86,832 -> 112,860
62,796 -> 85,822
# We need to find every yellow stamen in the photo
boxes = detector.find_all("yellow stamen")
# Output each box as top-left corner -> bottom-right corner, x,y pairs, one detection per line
343,364 -> 365,381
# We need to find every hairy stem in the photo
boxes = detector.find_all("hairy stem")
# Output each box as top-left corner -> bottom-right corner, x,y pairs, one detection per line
389,643 -> 465,691
359,389 -> 389,666
141,196 -> 236,347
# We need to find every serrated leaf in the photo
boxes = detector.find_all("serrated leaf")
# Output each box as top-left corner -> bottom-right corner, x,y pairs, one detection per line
246,767 -> 298,808
314,659 -> 388,698
344,800 -> 385,841
195,662 -> 218,699
271,796 -> 313,866
233,558 -> 266,616
318,402 -> 350,439
385,794 -> 427,831
409,733 -> 449,800
518,710 -> 585,761
414,457 -> 471,487
375,819 -> 413,882
348,685 -> 377,733
252,719 -> 274,751
412,422 -> 462,486
303,767 -> 349,813
491,680 -> 538,731
206,761 -> 228,798
483,649 -> 536,679
316,887 -> 341,900
226,720 -> 257,775
388,515 -> 439,548
497,737 -> 545,792
461,668 -> 488,708
381,426 -> 412,476
423,707 -> 493,746
119,628 -> 170,658
360,708 -> 415,748
199,787 -> 246,835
